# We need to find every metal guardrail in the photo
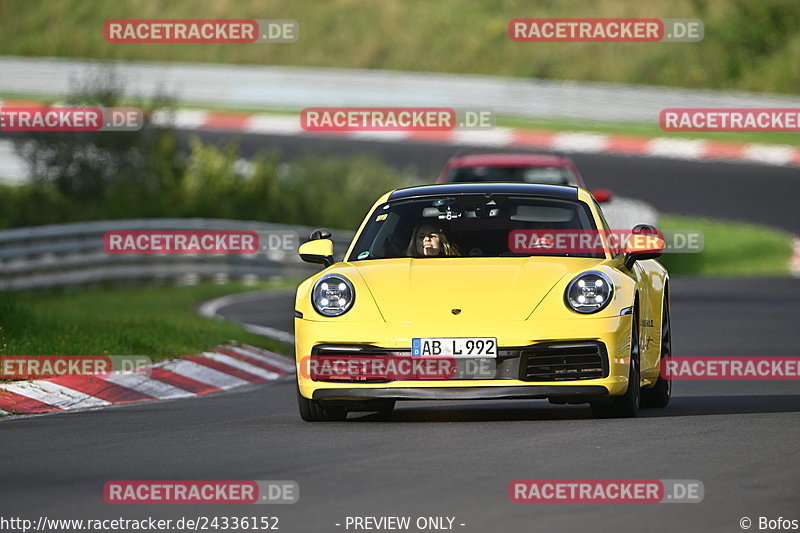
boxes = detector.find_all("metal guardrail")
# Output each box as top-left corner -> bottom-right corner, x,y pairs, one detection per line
0,219 -> 355,290
0,202 -> 658,290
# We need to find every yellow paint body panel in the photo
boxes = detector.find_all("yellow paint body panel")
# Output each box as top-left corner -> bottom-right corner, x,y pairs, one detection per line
295,187 -> 668,401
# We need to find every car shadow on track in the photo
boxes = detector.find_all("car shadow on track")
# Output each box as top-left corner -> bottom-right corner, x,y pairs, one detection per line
344,395 -> 800,422
348,401 -> 595,422
638,395 -> 800,418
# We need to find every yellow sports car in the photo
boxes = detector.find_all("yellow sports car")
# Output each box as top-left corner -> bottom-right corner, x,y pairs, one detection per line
295,183 -> 670,420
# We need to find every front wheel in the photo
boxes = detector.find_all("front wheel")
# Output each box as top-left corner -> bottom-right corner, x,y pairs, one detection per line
592,307 -> 641,419
296,381 -> 347,422
641,294 -> 671,408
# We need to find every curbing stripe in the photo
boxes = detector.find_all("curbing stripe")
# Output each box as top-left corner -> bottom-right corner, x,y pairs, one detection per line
0,343 -> 292,418
2,100 -> 799,167
148,368 -> 222,395
552,132 -> 609,153
156,359 -> 250,389
0,381 -> 110,410
452,128 -> 514,147
201,111 -> 252,130
646,138 -> 705,159
98,372 -> 196,400
791,237 -> 800,278
215,348 -> 290,375
48,374 -> 154,404
183,355 -> 269,383
171,108 -> 800,167
742,144 -> 797,166
0,389 -> 63,413
200,352 -> 280,380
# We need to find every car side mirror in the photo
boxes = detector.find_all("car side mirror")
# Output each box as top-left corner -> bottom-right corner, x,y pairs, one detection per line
299,238 -> 334,267
623,228 -> 664,269
308,228 -> 332,241
591,188 -> 613,203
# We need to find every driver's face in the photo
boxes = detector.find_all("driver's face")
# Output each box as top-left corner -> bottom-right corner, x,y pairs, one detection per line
416,227 -> 442,256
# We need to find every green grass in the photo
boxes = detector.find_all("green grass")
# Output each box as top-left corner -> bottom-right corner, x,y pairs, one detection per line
659,215 -> 794,276
0,0 -> 799,94
0,281 -> 297,360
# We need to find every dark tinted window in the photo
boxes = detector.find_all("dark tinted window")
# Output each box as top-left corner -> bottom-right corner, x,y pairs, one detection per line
446,166 -> 576,185
349,194 -> 601,260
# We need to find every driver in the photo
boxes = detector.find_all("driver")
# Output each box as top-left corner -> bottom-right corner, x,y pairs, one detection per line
408,223 -> 459,257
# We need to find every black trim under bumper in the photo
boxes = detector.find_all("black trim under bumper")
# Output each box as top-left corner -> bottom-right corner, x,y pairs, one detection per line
313,385 -> 610,402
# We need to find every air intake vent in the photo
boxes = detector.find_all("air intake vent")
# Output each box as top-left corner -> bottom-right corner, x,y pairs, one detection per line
521,343 -> 607,381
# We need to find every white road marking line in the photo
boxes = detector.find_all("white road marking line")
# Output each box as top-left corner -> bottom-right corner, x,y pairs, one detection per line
202,352 -> 280,380
225,345 -> 296,372
0,381 -> 110,409
240,322 -> 296,345
99,372 -> 195,400
197,290 -> 292,320
156,359 -> 250,388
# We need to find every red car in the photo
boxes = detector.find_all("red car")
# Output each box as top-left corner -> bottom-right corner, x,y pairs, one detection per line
437,153 -> 613,203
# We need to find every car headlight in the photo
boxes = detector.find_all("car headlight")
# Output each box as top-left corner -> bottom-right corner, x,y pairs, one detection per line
311,275 -> 355,317
565,271 -> 614,314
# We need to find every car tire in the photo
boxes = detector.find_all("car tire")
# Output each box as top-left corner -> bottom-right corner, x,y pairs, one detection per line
591,306 -> 641,419
641,293 -> 671,408
296,381 -> 347,422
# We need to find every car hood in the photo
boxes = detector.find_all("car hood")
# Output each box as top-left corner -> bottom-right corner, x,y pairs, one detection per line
350,257 -> 598,323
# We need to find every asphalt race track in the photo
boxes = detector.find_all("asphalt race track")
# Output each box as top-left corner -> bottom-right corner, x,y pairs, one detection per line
2,136 -> 799,532
3,278 -> 800,532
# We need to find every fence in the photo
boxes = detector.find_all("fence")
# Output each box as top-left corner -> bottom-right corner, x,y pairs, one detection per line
0,218 -> 354,290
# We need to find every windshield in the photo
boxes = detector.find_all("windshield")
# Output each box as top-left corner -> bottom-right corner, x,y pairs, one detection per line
446,166 -> 576,185
348,194 -> 602,260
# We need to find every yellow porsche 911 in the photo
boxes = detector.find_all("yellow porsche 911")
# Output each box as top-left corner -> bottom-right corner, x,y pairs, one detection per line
295,183 -> 671,421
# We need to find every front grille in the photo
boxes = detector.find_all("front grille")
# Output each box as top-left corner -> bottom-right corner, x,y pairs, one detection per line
311,345 -> 408,383
520,343 -> 607,381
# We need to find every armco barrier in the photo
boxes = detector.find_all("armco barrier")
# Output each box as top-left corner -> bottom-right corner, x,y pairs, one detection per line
0,219 -> 354,290
0,204 -> 659,290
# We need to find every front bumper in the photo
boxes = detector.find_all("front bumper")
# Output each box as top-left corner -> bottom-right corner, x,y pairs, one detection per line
313,385 -> 610,402
296,314 -> 633,401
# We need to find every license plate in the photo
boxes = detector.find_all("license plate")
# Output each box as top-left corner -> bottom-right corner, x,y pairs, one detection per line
412,337 -> 497,358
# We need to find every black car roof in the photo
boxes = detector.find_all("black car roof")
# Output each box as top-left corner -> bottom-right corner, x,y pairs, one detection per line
388,182 -> 579,201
